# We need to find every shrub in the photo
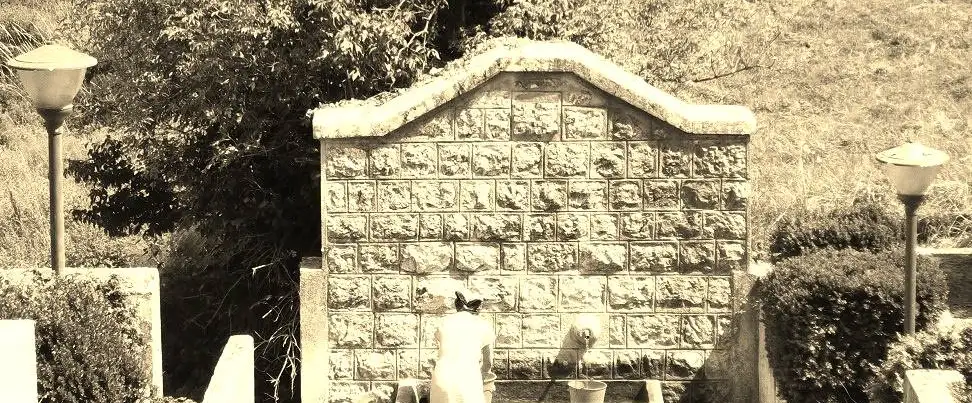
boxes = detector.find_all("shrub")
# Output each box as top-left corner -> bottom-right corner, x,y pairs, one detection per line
768,201 -> 902,262
868,325 -> 972,403
756,248 -> 948,403
0,270 -> 150,403
151,397 -> 198,403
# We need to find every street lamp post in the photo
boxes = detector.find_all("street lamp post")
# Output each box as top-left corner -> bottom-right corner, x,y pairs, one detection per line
876,141 -> 949,335
5,44 -> 97,275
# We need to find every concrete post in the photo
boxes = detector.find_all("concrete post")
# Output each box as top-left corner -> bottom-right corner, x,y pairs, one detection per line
0,320 -> 37,403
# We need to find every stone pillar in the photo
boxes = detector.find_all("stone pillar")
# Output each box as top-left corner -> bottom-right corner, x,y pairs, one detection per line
203,335 -> 255,403
0,320 -> 37,403
300,258 -> 328,403
904,369 -> 963,403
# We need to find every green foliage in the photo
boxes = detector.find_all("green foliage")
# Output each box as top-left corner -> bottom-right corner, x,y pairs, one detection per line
0,271 -> 150,403
769,200 -> 902,262
152,396 -> 198,403
869,325 -> 972,403
756,248 -> 948,403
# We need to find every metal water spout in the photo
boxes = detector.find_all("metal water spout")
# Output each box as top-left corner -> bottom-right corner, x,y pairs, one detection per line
570,314 -> 601,350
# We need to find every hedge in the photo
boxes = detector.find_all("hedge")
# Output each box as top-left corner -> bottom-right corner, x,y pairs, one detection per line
869,325 -> 972,403
768,202 -> 901,262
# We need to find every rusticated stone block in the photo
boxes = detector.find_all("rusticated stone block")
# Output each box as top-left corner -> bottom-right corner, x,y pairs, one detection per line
414,277 -> 465,314
706,211 -> 746,239
628,142 -> 658,178
359,244 -> 398,273
522,314 -> 561,347
717,241 -> 746,272
579,242 -> 626,273
473,143 -> 511,177
715,315 -> 732,346
656,211 -> 704,239
411,111 -> 453,141
644,180 -> 680,210
474,213 -> 522,241
401,143 -> 436,177
614,350 -> 642,379
497,180 -> 530,210
559,276 -> 605,311
419,214 -> 442,240
401,243 -> 453,274
546,349 -> 579,379
370,213 -> 418,241
659,141 -> 692,178
512,92 -> 561,141
682,316 -> 715,348
609,315 -> 625,347
527,243 -> 577,272
329,312 -> 373,348
456,108 -> 485,139
695,142 -> 746,178
326,214 -> 367,242
438,143 -> 470,177
325,145 -> 367,179
326,245 -> 356,273
485,109 -> 512,140
468,276 -> 517,311
420,314 -> 446,349
370,144 -> 401,177
375,313 -> 419,347
608,276 -> 654,311
514,73 -> 564,91
630,242 -> 678,272
666,350 -> 706,380
412,181 -> 458,211
519,276 -> 557,311
501,243 -> 526,272
681,180 -> 721,209
563,75 -> 607,106
461,180 -> 494,210
492,349 -> 510,379
324,182 -> 347,212
356,350 -> 396,380
557,213 -> 590,241
564,106 -> 608,140
509,350 -> 542,380
609,108 -> 651,140
495,314 -> 522,347
347,181 -> 375,212
620,212 -> 654,239
468,84 -> 512,108
545,143 -> 589,178
590,213 -> 619,240
591,142 -> 626,178
656,276 -> 706,312
329,382 -> 369,403
455,243 -> 500,272
419,349 -> 437,376
569,180 -> 607,210
533,180 -> 568,211
511,143 -> 543,177
373,275 -> 410,311
443,213 -> 470,241
707,277 -> 731,312
526,214 -> 556,241
330,349 -> 354,379
329,275 -> 371,310
578,350 -> 611,379
628,314 -> 679,348
610,180 -> 642,210
722,180 -> 749,209
377,181 -> 410,211
397,349 -> 420,379
642,350 -> 665,379
680,241 -> 716,273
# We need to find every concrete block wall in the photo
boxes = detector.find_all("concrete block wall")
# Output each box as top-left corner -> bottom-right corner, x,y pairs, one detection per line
313,70 -> 749,402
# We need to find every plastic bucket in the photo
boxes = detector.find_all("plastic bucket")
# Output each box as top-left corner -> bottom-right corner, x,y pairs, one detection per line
567,380 -> 607,403
483,373 -> 497,403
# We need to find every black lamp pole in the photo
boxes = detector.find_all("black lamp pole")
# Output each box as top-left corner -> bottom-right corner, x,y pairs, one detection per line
899,193 -> 924,335
39,106 -> 72,275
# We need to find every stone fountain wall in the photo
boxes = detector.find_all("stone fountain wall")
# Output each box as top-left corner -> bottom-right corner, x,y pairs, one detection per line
308,69 -> 750,402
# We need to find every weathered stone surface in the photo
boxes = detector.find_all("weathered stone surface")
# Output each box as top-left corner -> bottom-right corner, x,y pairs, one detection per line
559,276 -> 605,311
717,241 -> 746,272
722,180 -> 750,210
370,144 -> 401,177
679,241 -> 716,273
495,314 -> 523,347
373,275 -> 410,311
519,276 -> 557,311
609,108 -> 651,140
681,180 -> 721,209
579,242 -> 626,273
509,350 -> 542,380
419,214 -> 442,240
642,350 -> 665,379
375,313 -> 419,347
329,275 -> 371,310
590,213 -> 619,240
412,181 -> 458,211
456,108 -> 485,139
443,213 -> 470,240
695,142 -> 746,178
659,141 -> 692,177
411,111 -> 453,141
329,312 -> 373,347
329,382 -> 369,403
656,211 -> 704,239
629,242 -> 678,272
532,180 -> 568,211
568,181 -> 606,210
628,142 -> 657,178
512,92 -> 561,141
474,214 -> 522,241
682,316 -> 715,348
564,106 -> 607,139
401,143 -> 437,177
326,215 -> 368,242
557,213 -> 590,241
545,143 -> 590,178
546,349 -> 579,379
611,180 -> 642,210
628,314 -> 679,348
495,180 -> 530,211
473,143 -> 512,176
492,349 -> 510,379
438,143 -> 471,177
511,143 -> 543,177
461,180 -> 494,210
420,314 -> 446,349
666,350 -> 706,380
620,212 -> 654,239
326,245 -> 356,273
707,211 -> 746,239
715,315 -> 732,346
579,350 -> 611,379
608,276 -> 654,311
656,276 -> 706,312
614,350 -> 641,379
644,180 -> 680,210
356,350 -> 396,380
324,182 -> 347,212
468,276 -> 518,311
526,214 -> 556,241
527,243 -> 577,272
359,244 -> 398,273
707,277 -> 731,312
330,349 -> 354,379
609,315 -> 625,347
455,243 -> 500,272
591,142 -> 626,178
522,314 -> 561,347
347,181 -> 376,212
377,181 -> 411,211
325,145 -> 367,178
397,349 -> 420,379
370,213 -> 418,241
414,277 -> 465,313
401,243 -> 453,273
501,243 -> 526,272
485,109 -> 512,140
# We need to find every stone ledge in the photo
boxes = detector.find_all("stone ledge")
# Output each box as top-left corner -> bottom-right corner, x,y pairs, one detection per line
312,40 -> 757,140
904,369 -> 963,403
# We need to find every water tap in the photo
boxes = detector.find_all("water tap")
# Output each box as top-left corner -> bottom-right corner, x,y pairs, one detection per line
570,314 -> 601,350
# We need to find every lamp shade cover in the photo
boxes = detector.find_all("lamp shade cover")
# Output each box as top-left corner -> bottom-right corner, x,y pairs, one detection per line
875,142 -> 949,196
5,44 -> 97,110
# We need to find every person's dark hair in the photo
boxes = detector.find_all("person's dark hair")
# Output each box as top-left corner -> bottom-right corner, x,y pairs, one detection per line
454,291 -> 483,314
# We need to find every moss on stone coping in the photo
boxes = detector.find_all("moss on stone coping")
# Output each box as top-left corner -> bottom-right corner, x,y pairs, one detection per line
311,39 -> 757,140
